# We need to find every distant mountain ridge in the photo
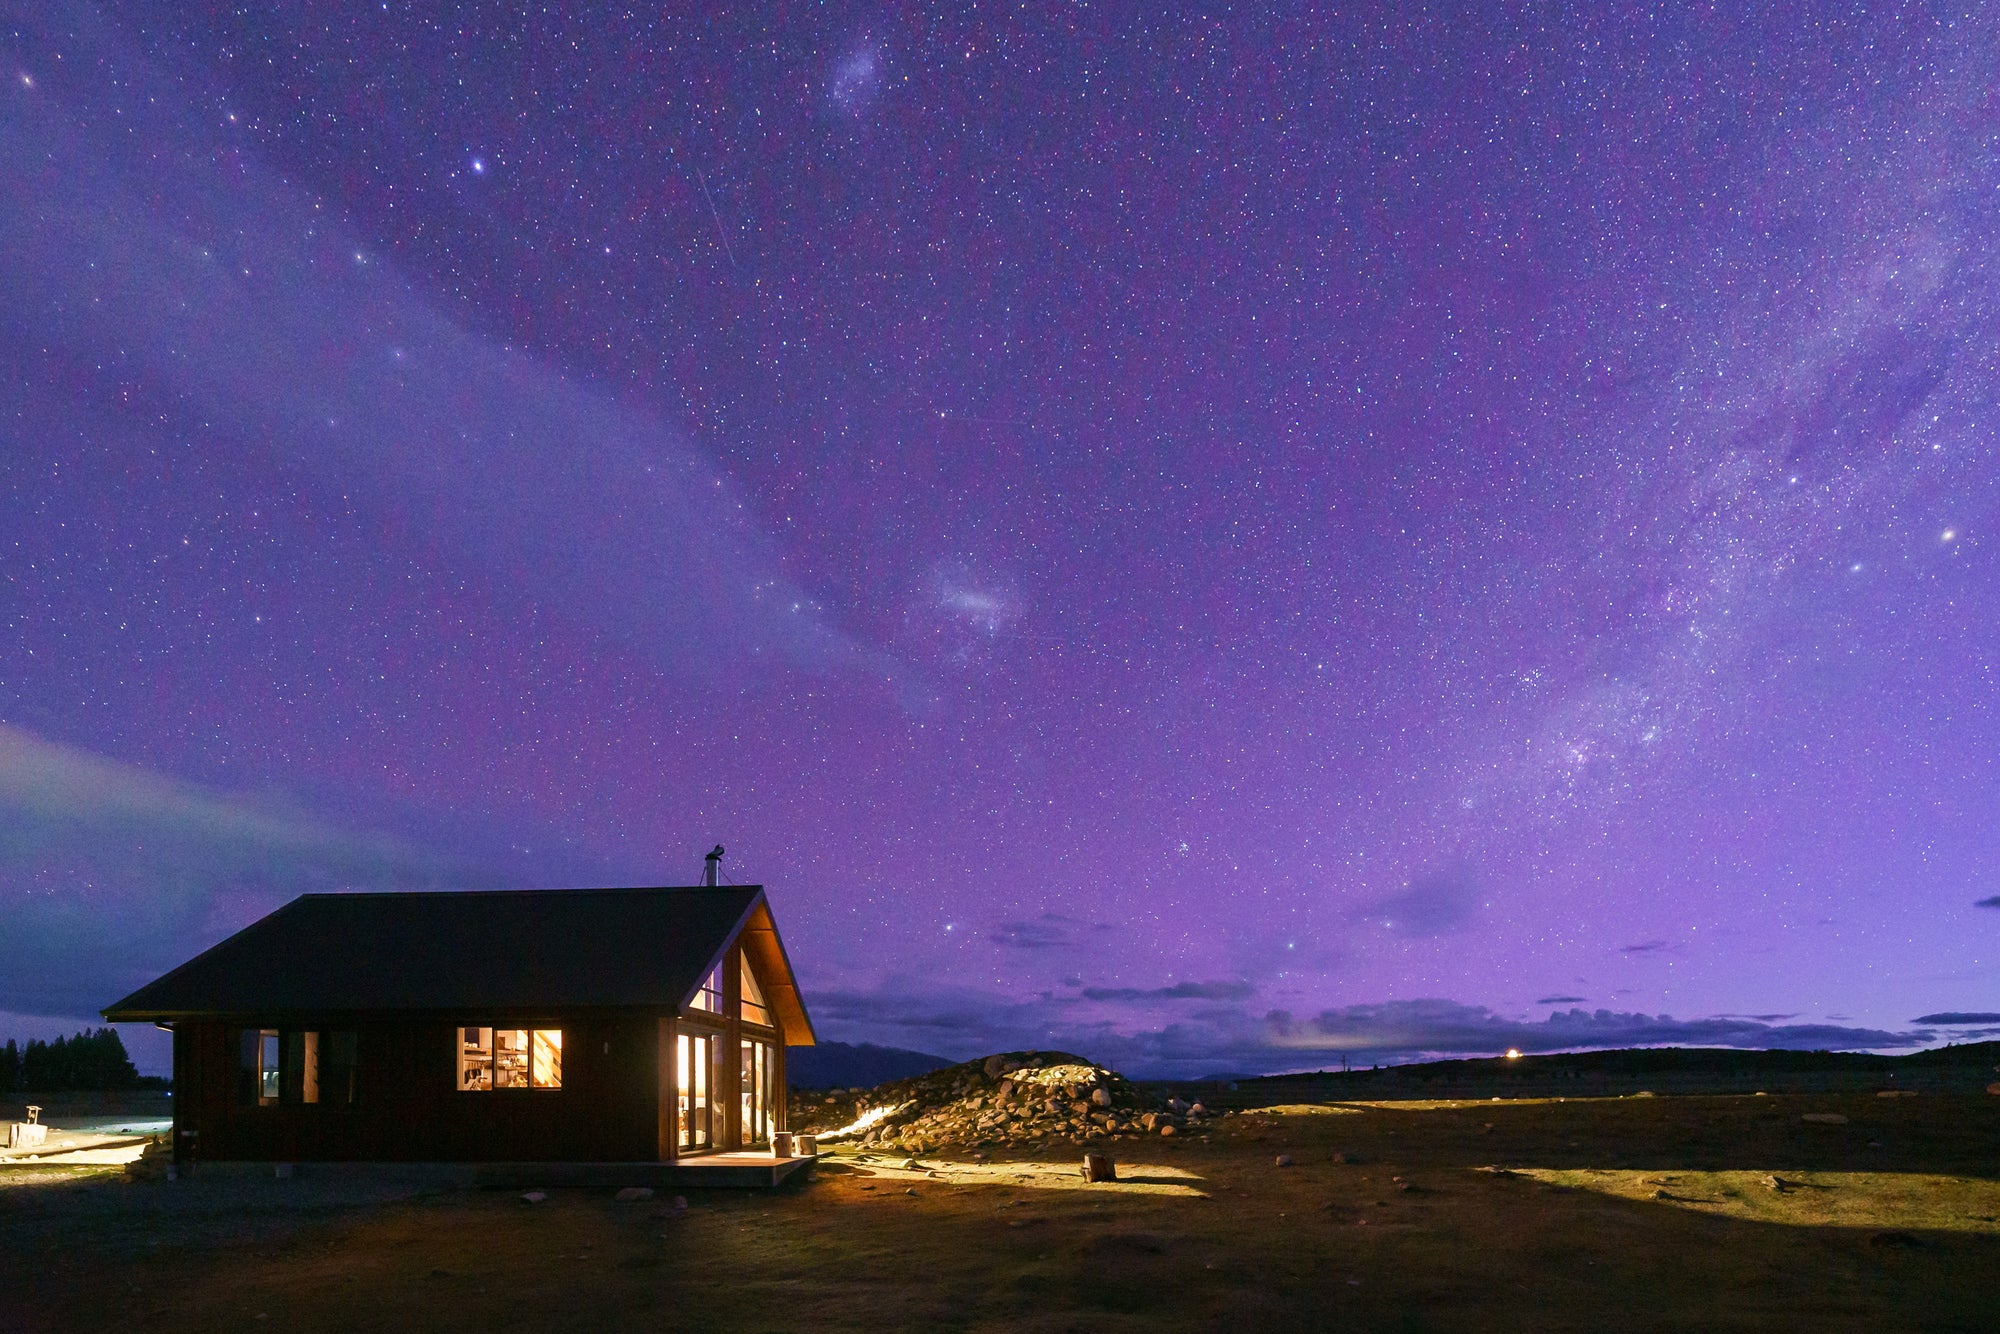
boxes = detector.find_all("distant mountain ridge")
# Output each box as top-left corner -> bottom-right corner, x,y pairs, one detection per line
785,1041 -> 952,1089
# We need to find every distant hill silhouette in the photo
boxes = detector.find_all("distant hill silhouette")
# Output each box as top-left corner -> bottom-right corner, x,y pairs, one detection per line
786,1041 -> 952,1089
1206,1040 -> 2000,1100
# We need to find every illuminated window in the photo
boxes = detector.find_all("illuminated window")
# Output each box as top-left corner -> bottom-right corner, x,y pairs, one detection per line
741,1039 -> 775,1145
677,1032 -> 712,1149
458,1026 -> 562,1091
495,1029 -> 530,1088
691,965 -> 724,1013
459,1027 -> 493,1091
531,1029 -> 563,1088
740,958 -> 772,1028
286,1030 -> 319,1103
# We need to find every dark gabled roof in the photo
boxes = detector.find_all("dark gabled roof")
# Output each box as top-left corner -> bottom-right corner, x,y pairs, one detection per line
102,885 -> 815,1042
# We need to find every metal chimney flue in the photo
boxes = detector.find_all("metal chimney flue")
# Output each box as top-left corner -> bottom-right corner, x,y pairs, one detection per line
702,844 -> 725,887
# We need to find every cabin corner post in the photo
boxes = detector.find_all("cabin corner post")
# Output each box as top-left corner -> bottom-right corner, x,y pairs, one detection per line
169,1021 -> 186,1175
773,1038 -> 788,1135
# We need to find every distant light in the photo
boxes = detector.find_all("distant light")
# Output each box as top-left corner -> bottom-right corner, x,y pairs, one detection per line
1942,528 -> 1958,543
1505,1049 -> 1521,1060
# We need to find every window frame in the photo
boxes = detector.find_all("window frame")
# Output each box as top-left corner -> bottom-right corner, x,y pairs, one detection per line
739,956 -> 774,1029
454,1023 -> 564,1092
238,1026 -> 358,1109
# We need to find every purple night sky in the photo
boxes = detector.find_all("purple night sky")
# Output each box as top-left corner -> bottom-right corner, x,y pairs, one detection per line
3,3 -> 1996,1077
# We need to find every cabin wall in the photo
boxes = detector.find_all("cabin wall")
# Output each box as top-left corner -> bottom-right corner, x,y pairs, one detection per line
175,1012 -> 661,1163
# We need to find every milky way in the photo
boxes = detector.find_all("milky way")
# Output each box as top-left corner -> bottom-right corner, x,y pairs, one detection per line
2,3 -> 1996,1075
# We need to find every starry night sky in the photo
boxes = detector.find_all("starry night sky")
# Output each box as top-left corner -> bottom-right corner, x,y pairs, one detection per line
4,3 -> 1997,1076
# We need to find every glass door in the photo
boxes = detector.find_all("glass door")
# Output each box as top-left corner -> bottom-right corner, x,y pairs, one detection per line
740,1039 -> 774,1146
676,1031 -> 714,1152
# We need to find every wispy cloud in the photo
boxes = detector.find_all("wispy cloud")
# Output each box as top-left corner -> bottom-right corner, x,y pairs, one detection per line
1536,995 -> 1589,1005
1620,940 -> 1674,955
988,913 -> 1113,951
1281,1000 -> 1917,1060
0,725 -> 486,1015
804,983 -> 1927,1079
0,4 -> 882,688
1080,981 -> 1255,1003
1913,1011 -> 2000,1024
1975,896 -> 2000,909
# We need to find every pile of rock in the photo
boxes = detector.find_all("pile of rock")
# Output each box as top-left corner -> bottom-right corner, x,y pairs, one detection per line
789,1051 -> 1215,1153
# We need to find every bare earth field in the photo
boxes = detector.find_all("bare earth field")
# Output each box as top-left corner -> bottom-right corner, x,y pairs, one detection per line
2,1091 -> 1996,1332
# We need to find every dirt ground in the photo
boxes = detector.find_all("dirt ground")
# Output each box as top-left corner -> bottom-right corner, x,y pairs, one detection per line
3,1091 -> 1995,1332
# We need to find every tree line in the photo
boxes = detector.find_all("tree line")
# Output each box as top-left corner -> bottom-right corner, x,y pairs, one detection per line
0,1028 -> 160,1092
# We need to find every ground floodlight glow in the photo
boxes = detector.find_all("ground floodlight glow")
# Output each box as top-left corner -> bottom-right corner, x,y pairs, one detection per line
1506,1049 -> 1522,1059
821,1102 -> 911,1140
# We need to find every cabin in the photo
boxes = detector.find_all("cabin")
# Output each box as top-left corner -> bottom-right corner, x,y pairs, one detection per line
101,862 -> 815,1183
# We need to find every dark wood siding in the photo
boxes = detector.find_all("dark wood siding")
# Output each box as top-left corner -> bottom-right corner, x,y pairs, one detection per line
178,1011 -> 663,1163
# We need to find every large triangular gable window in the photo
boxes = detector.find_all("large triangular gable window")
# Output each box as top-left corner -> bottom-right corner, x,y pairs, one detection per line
740,957 -> 772,1027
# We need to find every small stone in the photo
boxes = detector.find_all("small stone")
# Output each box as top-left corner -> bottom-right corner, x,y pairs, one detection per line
900,1158 -> 920,1171
615,1187 -> 654,1202
670,1195 -> 689,1211
1275,1154 -> 1294,1167
1801,1113 -> 1849,1125
1159,1124 -> 1177,1137
521,1191 -> 548,1204
1091,1088 -> 1113,1108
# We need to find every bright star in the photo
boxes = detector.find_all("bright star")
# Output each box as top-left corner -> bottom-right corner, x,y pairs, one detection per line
1942,528 -> 1958,543
470,157 -> 486,174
